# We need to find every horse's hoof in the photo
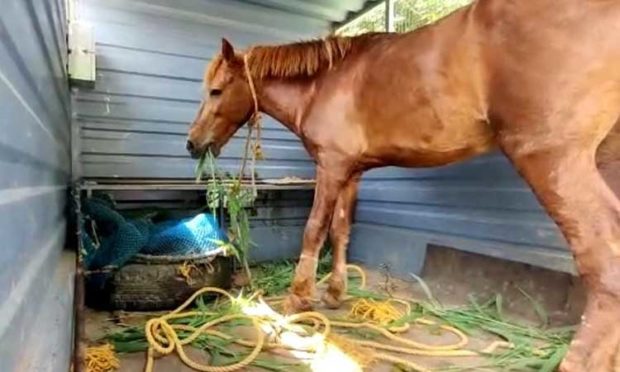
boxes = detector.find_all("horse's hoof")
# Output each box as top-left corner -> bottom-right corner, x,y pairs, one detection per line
560,290 -> 620,372
282,294 -> 313,314
321,290 -> 344,309
322,277 -> 346,309
559,335 -> 620,372
557,360 -> 581,372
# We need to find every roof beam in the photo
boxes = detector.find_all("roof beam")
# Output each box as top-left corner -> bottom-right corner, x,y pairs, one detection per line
240,0 -> 345,22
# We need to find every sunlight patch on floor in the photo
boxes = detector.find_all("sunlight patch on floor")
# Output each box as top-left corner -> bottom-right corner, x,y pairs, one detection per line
240,299 -> 362,372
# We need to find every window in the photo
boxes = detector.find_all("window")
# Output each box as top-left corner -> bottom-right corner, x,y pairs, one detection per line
336,0 -> 472,36
336,3 -> 386,36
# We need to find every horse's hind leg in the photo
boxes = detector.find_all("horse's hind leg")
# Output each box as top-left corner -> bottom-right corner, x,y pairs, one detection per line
499,118 -> 620,371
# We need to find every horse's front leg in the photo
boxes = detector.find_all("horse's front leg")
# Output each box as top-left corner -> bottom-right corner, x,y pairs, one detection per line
322,175 -> 360,309
283,167 -> 347,314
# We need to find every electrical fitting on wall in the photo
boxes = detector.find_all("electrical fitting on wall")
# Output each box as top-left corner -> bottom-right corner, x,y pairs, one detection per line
66,0 -> 95,88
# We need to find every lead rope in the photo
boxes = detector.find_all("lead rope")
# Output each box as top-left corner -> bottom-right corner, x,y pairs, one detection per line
141,265 -> 513,372
236,51 -> 262,197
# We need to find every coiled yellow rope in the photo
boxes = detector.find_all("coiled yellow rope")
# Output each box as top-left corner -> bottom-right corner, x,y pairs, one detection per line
141,265 -> 498,372
144,287 -> 266,372
85,343 -> 120,372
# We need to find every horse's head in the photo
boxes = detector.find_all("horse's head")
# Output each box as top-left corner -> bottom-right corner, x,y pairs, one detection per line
187,38 -> 254,158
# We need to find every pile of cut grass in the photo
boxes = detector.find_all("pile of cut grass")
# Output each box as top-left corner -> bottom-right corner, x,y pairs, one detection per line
251,251 -> 333,296
421,296 -> 574,372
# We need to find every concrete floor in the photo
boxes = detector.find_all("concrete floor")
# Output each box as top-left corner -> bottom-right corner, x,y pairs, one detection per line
84,247 -> 582,372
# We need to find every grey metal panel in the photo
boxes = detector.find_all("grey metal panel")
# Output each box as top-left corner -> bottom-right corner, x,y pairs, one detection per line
96,44 -> 208,80
0,0 -> 73,370
350,223 -> 575,275
352,152 -> 574,273
14,252 -> 75,372
249,226 -> 305,263
86,0 -> 329,39
349,224 -> 427,276
74,0 -> 358,180
356,202 -> 564,249
363,153 -> 524,181
0,190 -> 66,295
93,70 -> 202,101
81,155 -> 316,179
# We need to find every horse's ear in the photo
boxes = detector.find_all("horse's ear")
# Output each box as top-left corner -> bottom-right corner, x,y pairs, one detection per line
221,38 -> 235,62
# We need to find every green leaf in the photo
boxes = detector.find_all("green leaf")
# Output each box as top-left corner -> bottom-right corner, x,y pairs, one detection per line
517,286 -> 548,327
539,344 -> 568,372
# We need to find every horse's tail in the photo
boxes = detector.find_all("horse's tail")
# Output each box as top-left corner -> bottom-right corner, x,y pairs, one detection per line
597,119 -> 620,196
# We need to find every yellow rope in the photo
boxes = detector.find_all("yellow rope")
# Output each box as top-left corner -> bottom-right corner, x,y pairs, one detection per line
237,50 -> 262,186
144,288 -> 266,372
349,298 -> 406,325
86,343 -> 120,372
178,261 -> 199,285
142,265 -> 516,372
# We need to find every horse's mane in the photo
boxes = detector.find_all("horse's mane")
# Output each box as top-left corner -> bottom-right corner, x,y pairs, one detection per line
206,32 -> 387,82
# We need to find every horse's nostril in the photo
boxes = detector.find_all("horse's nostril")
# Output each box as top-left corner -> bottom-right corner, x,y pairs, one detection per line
186,140 -> 195,152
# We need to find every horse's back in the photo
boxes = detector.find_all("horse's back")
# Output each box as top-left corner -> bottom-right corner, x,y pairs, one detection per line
472,0 -> 620,148
314,0 -> 620,169
471,0 -> 620,209
474,0 -> 620,106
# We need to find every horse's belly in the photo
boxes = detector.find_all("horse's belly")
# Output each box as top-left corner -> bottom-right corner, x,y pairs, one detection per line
378,141 -> 494,168
365,116 -> 496,168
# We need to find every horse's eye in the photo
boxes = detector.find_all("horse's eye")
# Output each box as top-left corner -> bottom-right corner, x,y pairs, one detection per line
209,89 -> 222,97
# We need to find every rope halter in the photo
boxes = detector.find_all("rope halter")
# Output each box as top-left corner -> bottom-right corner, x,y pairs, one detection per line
243,51 -> 260,128
237,51 -> 263,189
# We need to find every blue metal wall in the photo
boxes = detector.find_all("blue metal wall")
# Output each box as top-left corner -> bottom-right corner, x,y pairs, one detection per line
0,0 -> 74,370
72,0 -> 369,180
350,152 -> 575,275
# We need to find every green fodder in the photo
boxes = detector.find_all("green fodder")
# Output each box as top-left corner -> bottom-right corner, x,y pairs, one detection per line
422,296 -> 574,372
252,252 -> 333,296
196,151 -> 257,284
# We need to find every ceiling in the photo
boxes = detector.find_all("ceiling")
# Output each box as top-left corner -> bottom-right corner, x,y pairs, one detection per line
237,0 -> 379,26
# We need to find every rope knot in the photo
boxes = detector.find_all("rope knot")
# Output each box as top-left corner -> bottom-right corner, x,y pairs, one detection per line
248,112 -> 261,127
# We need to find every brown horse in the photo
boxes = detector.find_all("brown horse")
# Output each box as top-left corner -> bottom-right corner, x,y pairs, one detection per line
187,0 -> 620,370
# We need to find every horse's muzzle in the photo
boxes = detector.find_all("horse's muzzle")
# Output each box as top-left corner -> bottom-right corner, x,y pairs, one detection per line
186,140 -> 220,159
186,140 -> 201,159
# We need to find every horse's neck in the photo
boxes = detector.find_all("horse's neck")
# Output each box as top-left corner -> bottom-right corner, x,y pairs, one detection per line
257,78 -> 315,136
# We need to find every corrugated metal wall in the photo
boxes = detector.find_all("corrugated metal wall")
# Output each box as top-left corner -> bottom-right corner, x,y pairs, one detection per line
0,0 -> 74,370
71,0 -> 358,180
350,152 -> 575,276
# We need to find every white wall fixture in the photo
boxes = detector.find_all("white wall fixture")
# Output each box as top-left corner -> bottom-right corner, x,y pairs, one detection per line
67,17 -> 95,88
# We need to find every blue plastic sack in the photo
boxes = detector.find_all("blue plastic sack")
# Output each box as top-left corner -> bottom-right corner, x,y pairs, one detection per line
142,213 -> 226,256
81,196 -> 227,269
